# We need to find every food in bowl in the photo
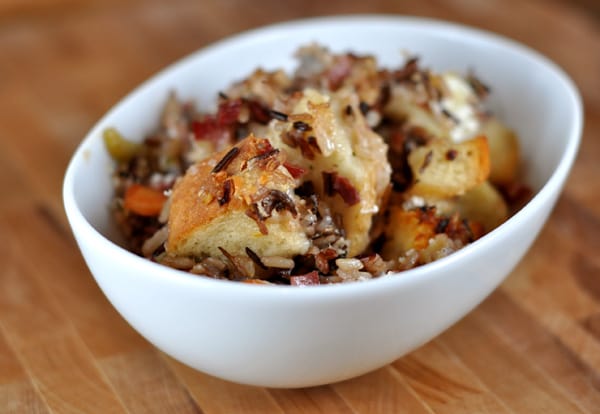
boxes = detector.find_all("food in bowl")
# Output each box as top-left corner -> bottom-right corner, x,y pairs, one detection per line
64,16 -> 581,387
106,44 -> 528,285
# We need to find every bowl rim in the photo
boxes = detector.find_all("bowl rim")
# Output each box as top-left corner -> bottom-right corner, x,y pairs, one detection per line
63,14 -> 583,299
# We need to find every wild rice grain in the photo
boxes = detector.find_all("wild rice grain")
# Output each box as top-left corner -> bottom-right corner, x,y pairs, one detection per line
212,147 -> 240,173
269,110 -> 289,122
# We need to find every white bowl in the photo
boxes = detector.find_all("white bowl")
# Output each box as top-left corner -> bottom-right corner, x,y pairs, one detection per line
63,16 -> 582,388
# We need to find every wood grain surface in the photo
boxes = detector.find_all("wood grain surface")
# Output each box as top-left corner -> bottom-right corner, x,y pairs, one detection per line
1,0 -> 599,412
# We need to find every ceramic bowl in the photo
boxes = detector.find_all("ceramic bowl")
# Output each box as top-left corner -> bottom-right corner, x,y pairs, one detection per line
63,16 -> 582,388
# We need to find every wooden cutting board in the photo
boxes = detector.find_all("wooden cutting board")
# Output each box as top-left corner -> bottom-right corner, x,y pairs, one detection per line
1,0 -> 599,412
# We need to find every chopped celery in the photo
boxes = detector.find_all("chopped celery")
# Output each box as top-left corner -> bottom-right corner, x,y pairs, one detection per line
103,127 -> 141,162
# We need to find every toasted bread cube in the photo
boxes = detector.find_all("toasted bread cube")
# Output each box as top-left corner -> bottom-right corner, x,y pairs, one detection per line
456,181 -> 508,232
167,136 -> 310,259
408,136 -> 490,198
381,207 -> 437,260
480,118 -> 520,185
267,88 -> 391,256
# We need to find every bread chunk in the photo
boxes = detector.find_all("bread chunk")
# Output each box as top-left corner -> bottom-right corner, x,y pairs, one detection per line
267,88 -> 391,256
480,118 -> 520,185
381,206 -> 483,262
166,136 -> 310,259
456,181 -> 508,232
408,136 -> 491,198
381,207 -> 437,259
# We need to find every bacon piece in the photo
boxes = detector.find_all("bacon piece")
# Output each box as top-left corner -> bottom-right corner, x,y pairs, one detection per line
283,162 -> 306,179
191,117 -> 232,149
322,171 -> 360,206
290,271 -> 320,286
216,99 -> 242,125
326,55 -> 353,90
315,248 -> 338,274
333,175 -> 360,206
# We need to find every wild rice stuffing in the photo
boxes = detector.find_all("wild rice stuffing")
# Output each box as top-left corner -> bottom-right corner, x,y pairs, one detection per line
105,44 -> 529,286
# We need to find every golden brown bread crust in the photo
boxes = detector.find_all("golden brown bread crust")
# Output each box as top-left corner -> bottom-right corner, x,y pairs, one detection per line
407,135 -> 491,198
381,207 -> 437,259
166,135 -> 309,258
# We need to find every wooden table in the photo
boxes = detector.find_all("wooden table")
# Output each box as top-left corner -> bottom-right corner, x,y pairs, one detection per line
1,0 -> 599,412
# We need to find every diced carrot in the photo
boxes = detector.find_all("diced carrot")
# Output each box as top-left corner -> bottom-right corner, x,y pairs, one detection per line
124,184 -> 167,216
